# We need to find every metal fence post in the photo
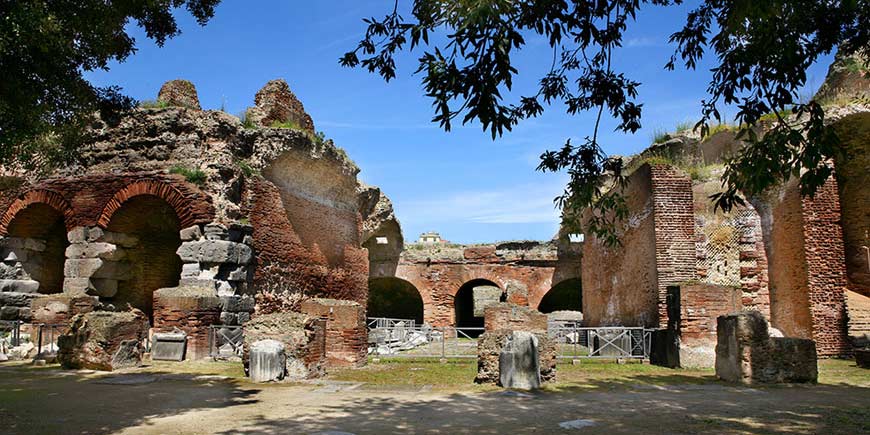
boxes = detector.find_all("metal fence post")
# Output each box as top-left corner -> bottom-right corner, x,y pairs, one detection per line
440,327 -> 446,363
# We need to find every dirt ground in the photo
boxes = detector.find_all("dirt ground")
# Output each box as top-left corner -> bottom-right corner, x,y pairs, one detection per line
1,359 -> 868,435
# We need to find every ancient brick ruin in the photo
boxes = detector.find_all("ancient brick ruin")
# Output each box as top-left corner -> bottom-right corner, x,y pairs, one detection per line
0,79 -> 371,370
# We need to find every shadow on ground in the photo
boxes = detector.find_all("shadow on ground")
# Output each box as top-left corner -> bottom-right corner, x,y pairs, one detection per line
216,375 -> 870,435
0,363 -> 260,434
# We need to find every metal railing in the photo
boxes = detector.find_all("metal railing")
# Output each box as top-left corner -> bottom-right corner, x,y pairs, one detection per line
208,325 -> 244,359
548,325 -> 653,359
34,323 -> 66,359
368,325 -> 484,359
0,320 -> 23,347
368,323 -> 655,361
367,317 -> 416,330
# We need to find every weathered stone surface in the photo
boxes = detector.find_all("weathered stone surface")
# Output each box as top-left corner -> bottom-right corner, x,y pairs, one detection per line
547,310 -> 583,323
99,232 -> 138,248
250,79 -> 315,132
484,303 -> 548,333
473,286 -> 502,317
476,329 -> 556,386
151,332 -> 187,361
30,294 -> 99,324
715,311 -> 817,384
249,339 -> 286,382
66,243 -> 125,261
157,79 -> 201,110
498,331 -> 542,390
0,279 -> 39,294
179,225 -> 203,241
815,51 -> 870,105
242,312 -> 326,380
0,291 -> 38,307
64,259 -> 104,278
177,240 -> 252,264
57,310 -> 150,371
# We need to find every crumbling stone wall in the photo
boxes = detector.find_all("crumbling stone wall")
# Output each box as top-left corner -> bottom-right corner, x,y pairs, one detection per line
153,286 -> 222,360
242,312 -> 326,380
0,79 -> 374,334
715,311 -> 818,384
300,298 -> 367,368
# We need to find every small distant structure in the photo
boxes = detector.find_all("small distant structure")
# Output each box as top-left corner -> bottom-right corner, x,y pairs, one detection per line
418,231 -> 445,244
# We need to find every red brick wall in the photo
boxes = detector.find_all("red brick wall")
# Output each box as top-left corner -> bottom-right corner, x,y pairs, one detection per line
800,178 -> 850,356
153,292 -> 222,360
650,164 -> 697,329
677,284 -> 742,343
300,298 -> 367,368
247,179 -> 369,305
0,172 -> 213,233
394,262 -> 556,327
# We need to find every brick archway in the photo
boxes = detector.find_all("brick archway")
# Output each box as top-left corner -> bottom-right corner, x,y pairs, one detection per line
0,189 -> 74,235
98,180 -> 199,229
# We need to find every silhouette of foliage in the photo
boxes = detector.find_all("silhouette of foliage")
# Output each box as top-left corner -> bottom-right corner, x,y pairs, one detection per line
344,0 -> 870,244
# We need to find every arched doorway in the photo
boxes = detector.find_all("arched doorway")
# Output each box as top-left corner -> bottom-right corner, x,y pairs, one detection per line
454,279 -> 501,335
5,203 -> 68,294
538,278 -> 582,314
367,277 -> 424,325
106,195 -> 182,320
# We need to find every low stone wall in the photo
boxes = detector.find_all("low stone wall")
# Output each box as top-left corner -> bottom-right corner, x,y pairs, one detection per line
715,311 -> 817,384
300,298 -> 366,368
242,312 -> 326,380
57,309 -> 150,371
476,304 -> 556,386
153,286 -> 222,360
475,329 -> 556,385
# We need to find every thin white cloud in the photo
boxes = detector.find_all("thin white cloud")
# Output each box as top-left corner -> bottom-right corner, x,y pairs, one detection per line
397,179 -> 567,225
625,36 -> 665,48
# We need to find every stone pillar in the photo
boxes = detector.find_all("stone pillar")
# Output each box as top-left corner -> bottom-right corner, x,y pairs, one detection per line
153,286 -> 221,360
176,223 -> 254,299
63,226 -> 136,298
300,298 -> 367,368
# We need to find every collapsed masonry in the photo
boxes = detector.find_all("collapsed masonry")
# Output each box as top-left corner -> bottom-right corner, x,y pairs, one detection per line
0,79 -> 371,370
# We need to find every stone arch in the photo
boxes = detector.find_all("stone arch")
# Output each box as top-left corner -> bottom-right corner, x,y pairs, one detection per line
537,277 -> 582,314
105,195 -> 183,321
98,180 -> 199,229
2,199 -> 71,294
367,277 -> 424,325
0,189 -> 73,236
454,278 -> 502,334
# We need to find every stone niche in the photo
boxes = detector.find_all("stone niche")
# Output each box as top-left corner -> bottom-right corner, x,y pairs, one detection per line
57,309 -> 150,371
475,304 -> 556,387
300,298 -> 367,368
152,286 -> 222,360
242,312 -> 326,381
715,310 -> 818,384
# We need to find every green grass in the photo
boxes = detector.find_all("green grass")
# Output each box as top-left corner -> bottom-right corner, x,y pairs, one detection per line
139,99 -> 169,109
169,165 -> 207,186
759,108 -> 793,123
674,120 -> 694,134
237,159 -> 258,178
651,128 -> 672,144
703,122 -> 737,139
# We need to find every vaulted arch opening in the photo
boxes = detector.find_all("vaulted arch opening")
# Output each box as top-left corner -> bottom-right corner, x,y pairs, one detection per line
538,278 -> 583,314
106,195 -> 182,321
4,203 -> 68,294
367,277 -> 424,325
454,279 -> 501,335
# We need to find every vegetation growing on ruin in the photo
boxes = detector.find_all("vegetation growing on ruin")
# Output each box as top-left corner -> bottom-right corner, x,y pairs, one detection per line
139,100 -> 170,109
236,159 -> 258,178
169,165 -> 207,186
650,129 -> 672,144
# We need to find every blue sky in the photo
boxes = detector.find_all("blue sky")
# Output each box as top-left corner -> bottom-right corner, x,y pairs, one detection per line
84,1 -> 834,244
